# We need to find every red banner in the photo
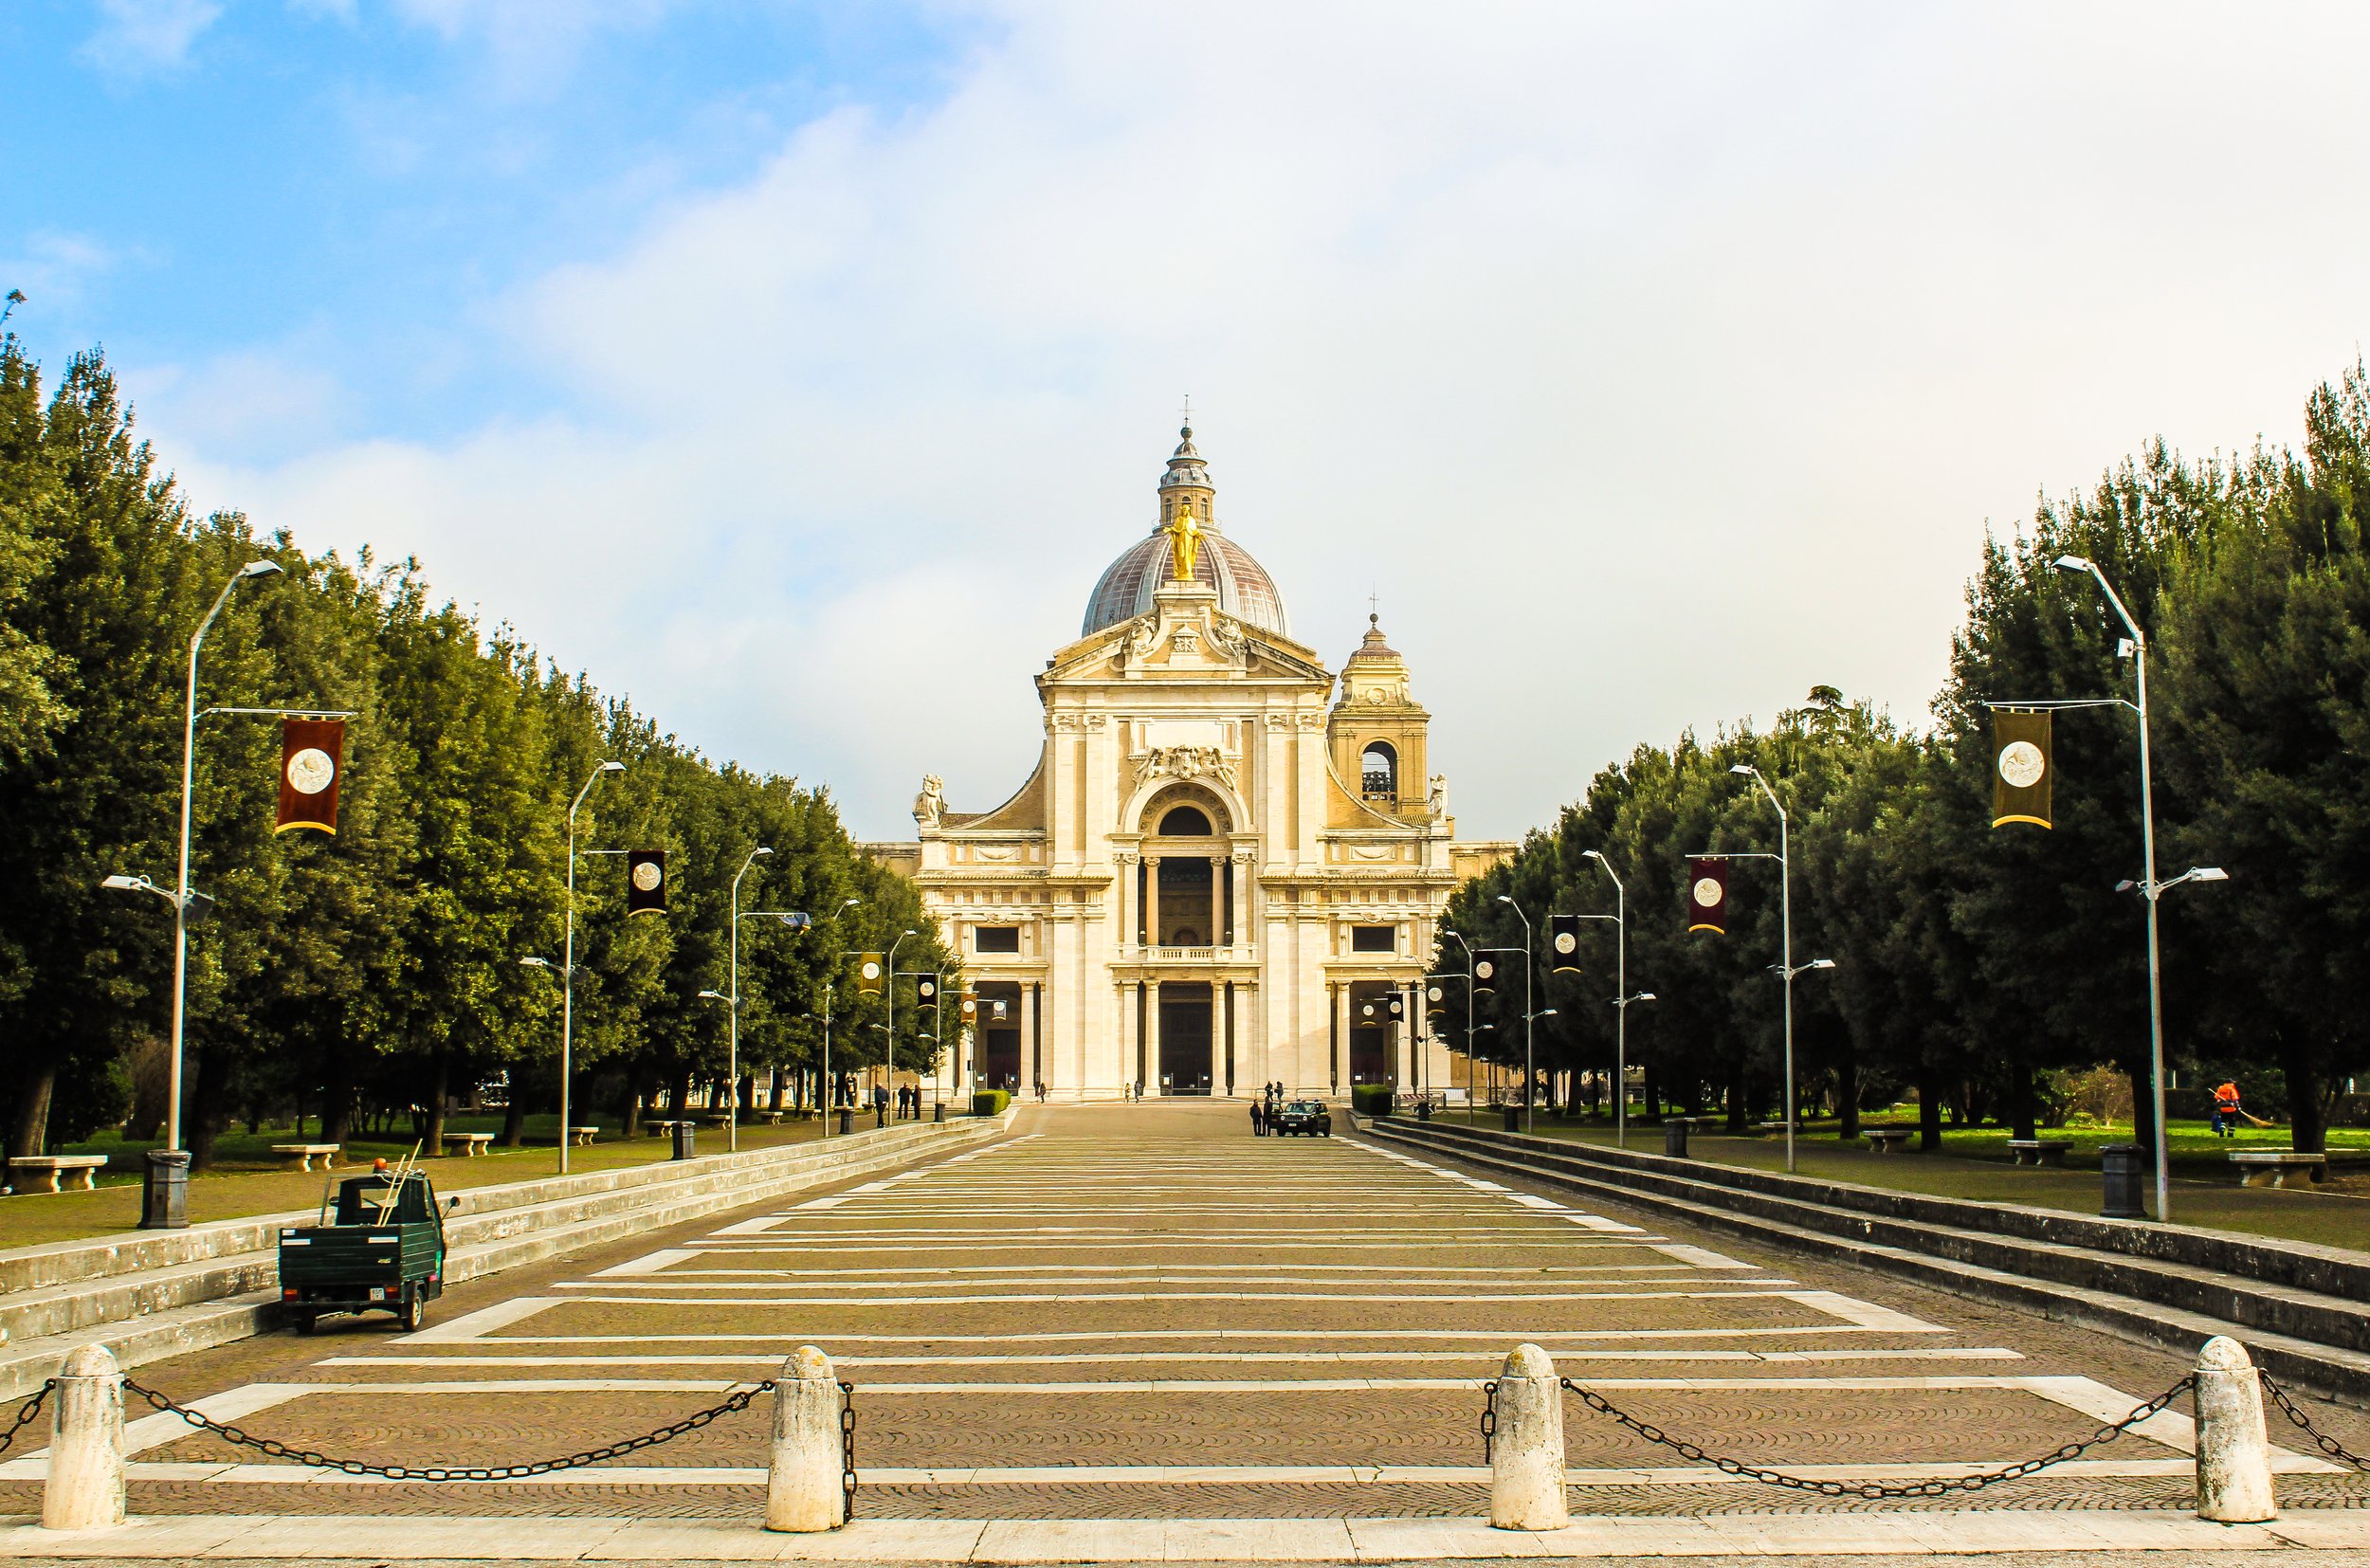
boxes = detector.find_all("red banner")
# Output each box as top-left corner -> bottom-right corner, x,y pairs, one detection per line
276,718 -> 346,835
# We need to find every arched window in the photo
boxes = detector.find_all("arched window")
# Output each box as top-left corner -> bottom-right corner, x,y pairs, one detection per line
1361,740 -> 1398,802
1158,805 -> 1213,836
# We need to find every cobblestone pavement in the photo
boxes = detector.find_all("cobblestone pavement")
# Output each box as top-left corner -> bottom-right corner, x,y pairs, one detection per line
7,1099 -> 2370,1536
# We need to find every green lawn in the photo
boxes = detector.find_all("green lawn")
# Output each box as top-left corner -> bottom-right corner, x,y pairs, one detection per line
2,1113 -> 830,1250
1488,1113 -> 2370,1254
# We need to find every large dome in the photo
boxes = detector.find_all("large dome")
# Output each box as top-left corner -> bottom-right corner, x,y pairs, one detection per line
1080,423 -> 1289,638
1082,529 -> 1288,638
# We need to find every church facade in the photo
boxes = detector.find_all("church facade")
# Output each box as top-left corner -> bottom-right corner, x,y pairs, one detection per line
865,428 -> 1511,1100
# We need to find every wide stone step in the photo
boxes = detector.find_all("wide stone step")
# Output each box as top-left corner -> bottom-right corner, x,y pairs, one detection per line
1364,1118 -> 2370,1407
0,1117 -> 1005,1398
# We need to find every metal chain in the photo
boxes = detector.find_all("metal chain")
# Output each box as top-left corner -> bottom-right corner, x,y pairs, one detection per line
120,1376 -> 776,1482
2260,1371 -> 2370,1472
1526,1374 -> 2197,1501
1479,1378 -> 1498,1464
839,1379 -> 859,1521
0,1383 -> 54,1460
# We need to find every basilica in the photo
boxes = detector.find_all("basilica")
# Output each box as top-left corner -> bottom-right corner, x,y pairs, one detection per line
866,427 -> 1511,1100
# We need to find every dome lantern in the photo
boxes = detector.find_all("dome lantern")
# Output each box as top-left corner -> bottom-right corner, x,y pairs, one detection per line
1081,425 -> 1288,638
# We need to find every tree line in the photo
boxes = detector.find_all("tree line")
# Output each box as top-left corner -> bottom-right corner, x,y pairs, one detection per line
1440,360 -> 2370,1154
0,342 -> 957,1164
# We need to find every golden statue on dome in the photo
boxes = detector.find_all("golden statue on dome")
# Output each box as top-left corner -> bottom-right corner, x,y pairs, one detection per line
1164,501 -> 1203,582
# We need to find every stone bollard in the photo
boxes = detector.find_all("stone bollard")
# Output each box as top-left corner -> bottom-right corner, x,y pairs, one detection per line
764,1346 -> 848,1532
42,1345 -> 126,1532
1488,1343 -> 1569,1531
2194,1336 -> 2276,1522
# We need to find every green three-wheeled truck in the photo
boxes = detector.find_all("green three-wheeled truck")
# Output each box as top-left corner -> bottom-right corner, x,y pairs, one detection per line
277,1168 -> 457,1333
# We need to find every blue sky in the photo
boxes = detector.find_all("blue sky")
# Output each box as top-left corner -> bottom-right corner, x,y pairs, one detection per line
4,1 -> 985,449
9,3 -> 2370,841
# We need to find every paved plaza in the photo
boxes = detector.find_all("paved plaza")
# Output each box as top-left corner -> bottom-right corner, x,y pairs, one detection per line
7,1103 -> 2369,1559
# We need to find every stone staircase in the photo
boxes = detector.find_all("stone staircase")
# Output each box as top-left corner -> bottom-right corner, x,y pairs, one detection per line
0,1115 -> 1004,1398
1362,1115 -> 2370,1407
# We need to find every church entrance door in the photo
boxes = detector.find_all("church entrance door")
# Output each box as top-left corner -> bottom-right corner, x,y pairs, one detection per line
1349,1025 -> 1388,1086
1158,981 -> 1213,1095
982,1028 -> 1022,1094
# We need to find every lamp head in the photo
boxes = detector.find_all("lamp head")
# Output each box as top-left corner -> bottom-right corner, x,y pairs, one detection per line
100,874 -> 140,890
1729,763 -> 1756,776
1636,992 -> 1658,1003
239,559 -> 283,579
1539,1008 -> 1559,1018
2053,554 -> 2092,574
1582,848 -> 1602,862
1496,895 -> 1513,905
753,846 -> 774,858
599,759 -> 626,774
902,927 -> 917,936
1807,957 -> 1836,971
520,957 -> 552,970
2192,866 -> 2230,883
2115,879 -> 2138,894
698,989 -> 729,1002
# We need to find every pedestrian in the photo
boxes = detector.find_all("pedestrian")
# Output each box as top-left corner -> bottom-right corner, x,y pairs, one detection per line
872,1082 -> 889,1128
1249,1098 -> 1265,1136
2214,1081 -> 2242,1139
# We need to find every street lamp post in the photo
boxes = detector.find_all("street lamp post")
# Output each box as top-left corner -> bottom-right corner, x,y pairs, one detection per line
1443,927 -> 1481,1121
1494,896 -> 1538,1131
1726,762 -> 1808,1173
884,928 -> 916,1100
1576,849 -> 1641,1146
2054,553 -> 2204,1222
558,760 -> 625,1174
143,559 -> 281,1221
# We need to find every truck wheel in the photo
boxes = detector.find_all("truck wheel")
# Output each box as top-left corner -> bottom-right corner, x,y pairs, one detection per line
396,1286 -> 425,1332
293,1311 -> 318,1336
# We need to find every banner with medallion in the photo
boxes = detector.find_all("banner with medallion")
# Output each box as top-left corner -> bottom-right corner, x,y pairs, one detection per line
1686,857 -> 1728,935
1548,914 -> 1583,974
1470,954 -> 1499,994
1992,709 -> 2053,829
275,718 -> 346,835
625,849 -> 667,916
857,953 -> 885,996
914,974 -> 939,1012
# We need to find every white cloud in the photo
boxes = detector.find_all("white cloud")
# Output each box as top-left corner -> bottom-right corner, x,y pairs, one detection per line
155,0 -> 2370,841
390,0 -> 680,96
79,0 -> 224,78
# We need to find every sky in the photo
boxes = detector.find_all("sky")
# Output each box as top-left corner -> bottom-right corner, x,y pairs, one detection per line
8,1 -> 2370,842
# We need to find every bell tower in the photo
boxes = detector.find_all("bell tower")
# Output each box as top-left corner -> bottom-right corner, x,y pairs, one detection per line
1328,611 -> 1433,823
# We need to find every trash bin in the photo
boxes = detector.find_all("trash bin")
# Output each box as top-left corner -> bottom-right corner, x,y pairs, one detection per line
933,1102 -> 945,1123
1502,1104 -> 1522,1134
671,1121 -> 697,1161
837,1108 -> 852,1136
2101,1142 -> 2146,1218
1416,1098 -> 1433,1122
139,1149 -> 191,1230
1665,1118 -> 1692,1158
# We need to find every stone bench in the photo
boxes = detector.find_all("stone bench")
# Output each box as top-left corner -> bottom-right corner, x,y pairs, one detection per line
1863,1128 -> 1917,1156
270,1143 -> 341,1172
2231,1150 -> 2326,1189
447,1132 -> 496,1157
757,1110 -> 786,1124
7,1154 -> 108,1193
2007,1139 -> 2072,1168
1752,1121 -> 1803,1137
569,1126 -> 601,1147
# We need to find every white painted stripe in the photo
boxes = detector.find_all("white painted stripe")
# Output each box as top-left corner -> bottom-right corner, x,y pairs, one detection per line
393,1297 -> 556,1345
633,1261 -> 1708,1277
1650,1244 -> 1760,1270
319,1347 -> 2027,1370
138,1375 -> 2082,1397
531,1287 -> 1827,1307
1779,1290 -> 1950,1333
465,1324 -> 1942,1345
546,1276 -> 1792,1293
589,1249 -> 698,1278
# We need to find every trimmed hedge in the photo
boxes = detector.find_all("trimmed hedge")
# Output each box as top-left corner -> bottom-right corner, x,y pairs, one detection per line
1350,1085 -> 1395,1117
972,1089 -> 1012,1117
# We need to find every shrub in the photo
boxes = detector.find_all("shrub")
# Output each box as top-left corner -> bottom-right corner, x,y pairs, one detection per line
1350,1085 -> 1395,1117
972,1089 -> 1012,1117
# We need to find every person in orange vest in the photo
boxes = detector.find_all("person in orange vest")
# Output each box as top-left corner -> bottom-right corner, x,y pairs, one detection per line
2213,1081 -> 2241,1139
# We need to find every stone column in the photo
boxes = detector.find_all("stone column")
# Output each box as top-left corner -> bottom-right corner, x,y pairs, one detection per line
1488,1343 -> 1569,1530
1114,853 -> 1132,954
43,1344 -> 125,1532
2195,1336 -> 2276,1522
1145,978 -> 1161,1094
1145,855 -> 1162,949
1212,854 -> 1228,947
1024,983 -> 1040,1094
1232,855 -> 1250,950
764,1346 -> 848,1532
